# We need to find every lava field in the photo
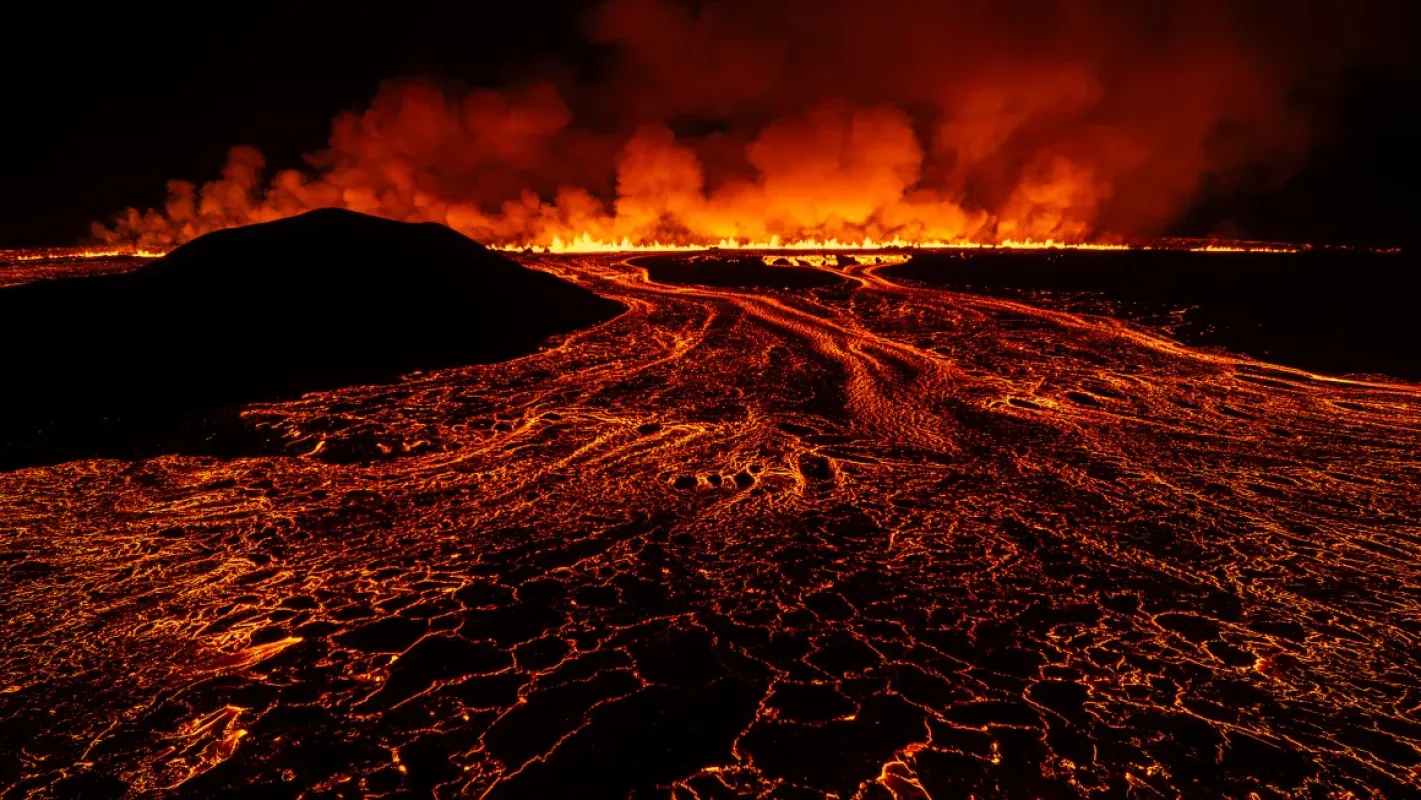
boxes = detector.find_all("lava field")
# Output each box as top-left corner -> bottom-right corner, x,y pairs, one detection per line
3,249 -> 1420,798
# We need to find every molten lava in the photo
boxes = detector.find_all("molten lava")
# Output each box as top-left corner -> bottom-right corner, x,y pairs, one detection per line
2,246 -> 1418,797
12,247 -> 167,261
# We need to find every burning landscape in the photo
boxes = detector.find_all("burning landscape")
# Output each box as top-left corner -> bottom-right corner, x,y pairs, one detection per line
3,1 -> 1419,798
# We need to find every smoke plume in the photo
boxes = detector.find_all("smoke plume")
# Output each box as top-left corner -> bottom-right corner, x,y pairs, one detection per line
94,0 -> 1398,249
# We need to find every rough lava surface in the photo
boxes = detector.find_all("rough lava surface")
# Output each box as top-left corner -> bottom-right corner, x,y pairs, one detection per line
1,248 -> 1420,798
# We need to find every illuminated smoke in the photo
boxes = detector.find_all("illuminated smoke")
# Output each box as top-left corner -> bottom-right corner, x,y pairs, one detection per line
94,0 -> 1397,250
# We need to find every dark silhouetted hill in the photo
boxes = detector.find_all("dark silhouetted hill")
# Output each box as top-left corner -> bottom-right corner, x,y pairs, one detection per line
0,209 -> 624,468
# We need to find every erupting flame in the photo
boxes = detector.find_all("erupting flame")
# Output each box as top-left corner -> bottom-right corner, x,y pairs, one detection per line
493,236 -> 1317,254
1188,244 -> 1300,254
13,247 -> 168,262
499,235 -> 1140,254
79,0 -> 1398,256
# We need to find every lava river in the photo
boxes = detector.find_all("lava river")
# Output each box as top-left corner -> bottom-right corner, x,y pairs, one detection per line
2,252 -> 1420,798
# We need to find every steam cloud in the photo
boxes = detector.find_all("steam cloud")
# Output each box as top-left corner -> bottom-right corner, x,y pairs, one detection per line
95,0 -> 1397,249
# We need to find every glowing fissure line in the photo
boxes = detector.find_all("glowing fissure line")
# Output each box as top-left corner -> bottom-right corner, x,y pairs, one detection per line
7,248 -> 167,261
495,235 -> 1322,255
9,238 -> 1392,261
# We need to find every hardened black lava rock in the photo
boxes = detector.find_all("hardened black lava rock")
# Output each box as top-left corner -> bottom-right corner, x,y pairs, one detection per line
0,209 -> 624,468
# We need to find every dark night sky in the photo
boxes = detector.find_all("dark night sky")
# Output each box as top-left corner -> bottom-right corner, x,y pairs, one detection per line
1,1 -> 1415,248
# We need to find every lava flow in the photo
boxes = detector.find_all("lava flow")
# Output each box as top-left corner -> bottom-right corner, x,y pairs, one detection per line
2,248 -> 1419,798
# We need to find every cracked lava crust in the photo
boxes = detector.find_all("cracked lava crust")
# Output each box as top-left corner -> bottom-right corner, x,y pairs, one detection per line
3,251 -> 1421,798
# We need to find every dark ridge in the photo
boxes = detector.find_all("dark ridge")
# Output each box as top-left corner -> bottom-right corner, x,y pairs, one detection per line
0,209 -> 624,469
884,249 -> 1421,381
635,254 -> 847,289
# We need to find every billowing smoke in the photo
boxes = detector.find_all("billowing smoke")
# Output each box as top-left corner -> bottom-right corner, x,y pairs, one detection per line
95,0 -> 1398,249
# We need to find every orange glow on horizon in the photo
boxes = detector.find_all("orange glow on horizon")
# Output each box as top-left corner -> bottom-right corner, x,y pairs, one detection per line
495,234 -> 1140,254
5,238 -> 1331,262
9,247 -> 168,262
6,236 -> 1392,263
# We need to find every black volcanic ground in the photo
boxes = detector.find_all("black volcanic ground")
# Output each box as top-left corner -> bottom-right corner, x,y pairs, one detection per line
0,210 -> 623,470
884,249 -> 1421,381
2,242 -> 1420,798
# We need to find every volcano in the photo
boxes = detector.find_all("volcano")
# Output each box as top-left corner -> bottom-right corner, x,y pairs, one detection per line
0,209 -> 624,467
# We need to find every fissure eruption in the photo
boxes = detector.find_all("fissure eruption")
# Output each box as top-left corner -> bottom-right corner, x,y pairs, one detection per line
90,0 -> 1396,252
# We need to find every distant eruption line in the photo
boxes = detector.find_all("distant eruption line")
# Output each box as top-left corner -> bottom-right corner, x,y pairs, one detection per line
498,234 -> 1314,254
12,248 -> 169,261
501,234 -> 1137,254
6,236 -> 1327,264
83,0 -> 1402,255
